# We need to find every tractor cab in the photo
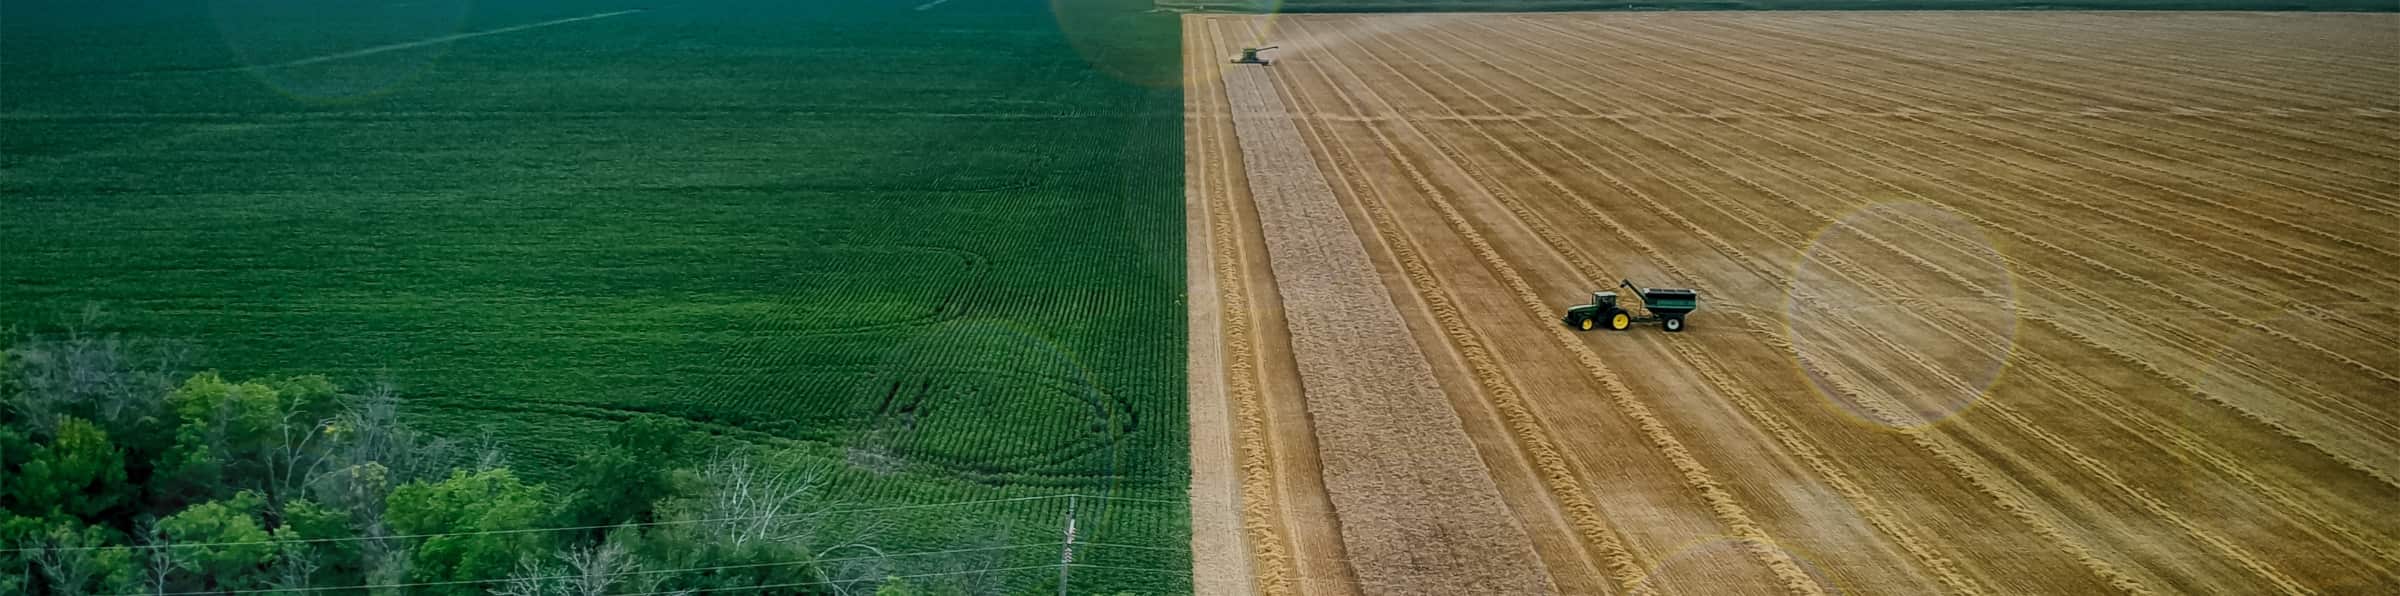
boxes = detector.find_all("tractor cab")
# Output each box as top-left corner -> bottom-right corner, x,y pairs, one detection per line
1560,291 -> 1621,331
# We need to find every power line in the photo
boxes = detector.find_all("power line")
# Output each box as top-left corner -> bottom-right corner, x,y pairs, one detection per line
7,493 -> 1183,554
1064,562 -> 1195,575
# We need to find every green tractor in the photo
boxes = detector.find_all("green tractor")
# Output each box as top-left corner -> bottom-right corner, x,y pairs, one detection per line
1562,280 -> 1699,332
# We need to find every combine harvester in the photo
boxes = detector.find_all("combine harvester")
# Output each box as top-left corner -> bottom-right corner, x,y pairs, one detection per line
1231,46 -> 1277,65
1562,280 -> 1699,332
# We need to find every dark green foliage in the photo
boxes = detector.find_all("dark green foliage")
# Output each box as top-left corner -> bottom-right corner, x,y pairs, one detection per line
1,417 -> 132,520
384,468 -> 556,591
156,490 -> 278,591
561,416 -> 690,530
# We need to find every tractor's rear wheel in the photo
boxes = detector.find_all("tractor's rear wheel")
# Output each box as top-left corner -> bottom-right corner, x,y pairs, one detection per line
1610,313 -> 1631,330
1664,317 -> 1685,332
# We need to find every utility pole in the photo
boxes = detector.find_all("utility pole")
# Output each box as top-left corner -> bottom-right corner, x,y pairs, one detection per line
1055,495 -> 1079,596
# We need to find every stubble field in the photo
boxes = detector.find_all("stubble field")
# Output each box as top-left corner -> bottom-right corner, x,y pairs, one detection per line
1187,11 -> 2400,595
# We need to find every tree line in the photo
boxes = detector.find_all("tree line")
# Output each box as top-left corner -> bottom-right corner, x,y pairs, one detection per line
0,328 -> 1014,595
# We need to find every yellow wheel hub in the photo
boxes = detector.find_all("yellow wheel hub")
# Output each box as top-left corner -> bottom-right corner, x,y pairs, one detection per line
1580,318 -> 1594,330
1611,313 -> 1631,330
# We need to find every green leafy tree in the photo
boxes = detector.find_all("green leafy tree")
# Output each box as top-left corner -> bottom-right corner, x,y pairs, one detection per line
158,490 -> 277,591
384,468 -> 553,592
562,416 -> 691,530
275,498 -> 363,589
3,417 -> 131,520
154,373 -> 340,507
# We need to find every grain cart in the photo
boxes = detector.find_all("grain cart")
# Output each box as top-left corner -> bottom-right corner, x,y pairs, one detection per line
1561,280 -> 1700,332
1232,46 -> 1277,65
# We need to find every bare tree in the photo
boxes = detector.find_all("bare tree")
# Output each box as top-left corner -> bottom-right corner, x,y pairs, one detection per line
136,518 -> 182,595
490,556 -> 555,596
560,539 -> 637,596
492,538 -> 652,596
696,452 -> 832,549
2,318 -> 185,435
268,541 -> 319,592
33,534 -> 100,596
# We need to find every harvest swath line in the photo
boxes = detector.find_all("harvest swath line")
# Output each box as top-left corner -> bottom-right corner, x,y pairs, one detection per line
1627,18 -> 2400,294
1584,6 -> 2400,504
1286,17 -> 1835,594
1843,19 -> 2400,209
1599,20 -> 2400,420
1726,18 -> 2400,173
1536,16 -> 2400,447
1359,20 -> 2165,593
1264,24 -> 1643,596
1187,17 -> 1299,596
1441,19 -> 2400,576
1386,23 -> 1994,595
1191,11 -> 2400,595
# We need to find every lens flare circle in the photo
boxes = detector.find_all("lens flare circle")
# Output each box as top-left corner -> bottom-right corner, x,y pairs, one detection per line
1785,201 -> 2019,430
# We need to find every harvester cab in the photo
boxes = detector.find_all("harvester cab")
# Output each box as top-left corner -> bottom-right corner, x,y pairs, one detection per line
1561,279 -> 1699,332
1232,46 -> 1278,65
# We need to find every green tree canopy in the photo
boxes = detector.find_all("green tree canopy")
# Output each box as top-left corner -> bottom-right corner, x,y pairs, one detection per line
385,468 -> 555,591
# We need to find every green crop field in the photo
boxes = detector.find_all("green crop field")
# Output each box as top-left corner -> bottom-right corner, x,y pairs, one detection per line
2,0 -> 1186,591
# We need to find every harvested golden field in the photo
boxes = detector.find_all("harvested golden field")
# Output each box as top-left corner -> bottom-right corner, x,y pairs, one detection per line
1185,11 -> 2400,595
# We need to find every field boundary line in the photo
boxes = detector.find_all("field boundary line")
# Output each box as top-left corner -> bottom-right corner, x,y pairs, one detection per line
1185,15 -> 1268,596
1195,17 -> 1298,596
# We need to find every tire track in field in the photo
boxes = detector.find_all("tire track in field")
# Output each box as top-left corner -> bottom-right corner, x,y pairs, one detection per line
1408,19 -> 2178,594
1383,23 -> 1993,595
1855,16 -> 2382,108
1737,17 -> 2400,238
1536,21 -> 2400,569
1553,18 -> 2400,490
1271,20 -> 1656,595
1301,16 -> 1887,595
1719,18 -> 2400,190
1223,35 -> 1555,594
1725,15 -> 2400,179
1293,19 -> 1847,595
1572,19 -> 2400,432
1468,19 -> 2400,577
1622,22 -> 2400,423
1186,17 -> 1290,595
1864,17 -> 2397,113
1690,18 -> 2400,289
1982,14 -> 2400,82
1510,17 -> 2391,588
1846,14 -> 2400,158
